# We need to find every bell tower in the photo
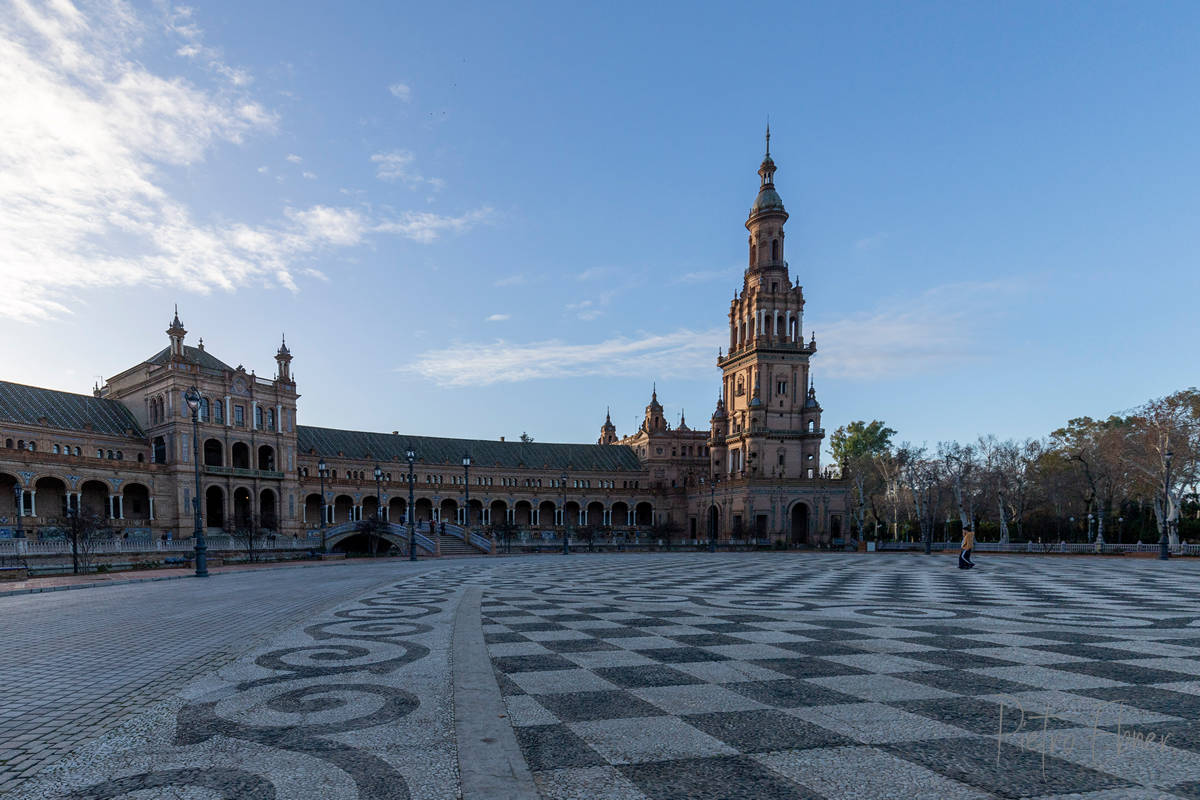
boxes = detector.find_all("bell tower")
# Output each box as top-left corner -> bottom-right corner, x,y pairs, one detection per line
710,131 -> 824,481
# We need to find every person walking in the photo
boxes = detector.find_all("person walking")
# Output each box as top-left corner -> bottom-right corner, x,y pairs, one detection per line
958,527 -> 976,569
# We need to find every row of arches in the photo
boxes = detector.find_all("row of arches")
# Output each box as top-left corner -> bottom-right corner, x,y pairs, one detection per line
202,486 -> 277,530
203,439 -> 276,471
730,309 -> 802,351
301,495 -> 655,528
0,472 -> 153,521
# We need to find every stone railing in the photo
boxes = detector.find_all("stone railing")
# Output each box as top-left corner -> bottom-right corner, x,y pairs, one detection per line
204,465 -> 285,480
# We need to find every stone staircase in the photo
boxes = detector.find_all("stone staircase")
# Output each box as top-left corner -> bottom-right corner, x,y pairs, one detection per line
436,523 -> 490,556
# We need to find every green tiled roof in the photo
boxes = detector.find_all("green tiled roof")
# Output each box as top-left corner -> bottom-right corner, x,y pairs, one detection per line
297,425 -> 644,472
0,381 -> 144,439
147,345 -> 233,372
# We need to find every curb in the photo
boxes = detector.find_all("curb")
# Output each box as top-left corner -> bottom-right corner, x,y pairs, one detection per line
0,558 -> 426,599
453,585 -> 539,800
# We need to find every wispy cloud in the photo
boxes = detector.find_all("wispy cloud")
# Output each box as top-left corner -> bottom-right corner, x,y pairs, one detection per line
285,153 -> 302,163
675,266 -> 741,284
406,280 -> 1015,389
854,232 -> 888,251
388,82 -> 411,101
0,2 -> 483,322
370,149 -> 444,191
494,273 -> 527,287
485,313 -> 510,322
811,281 -> 1015,379
166,4 -> 251,87
406,329 -> 724,388
374,207 -> 493,244
577,266 -> 608,282
566,300 -> 602,321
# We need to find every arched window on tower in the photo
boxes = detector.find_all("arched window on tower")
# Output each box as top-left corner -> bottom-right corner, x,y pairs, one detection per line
772,239 -> 779,262
749,243 -> 756,265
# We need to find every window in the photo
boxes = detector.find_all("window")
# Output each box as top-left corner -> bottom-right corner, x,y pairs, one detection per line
234,405 -> 245,426
807,468 -> 815,479
137,453 -> 144,463
52,444 -> 59,454
213,401 -> 224,423
199,397 -> 209,422
116,450 -> 123,460
74,447 -> 81,456
778,453 -> 785,466
3,439 -> 11,448
267,409 -> 276,431
776,381 -> 787,396
254,406 -> 263,429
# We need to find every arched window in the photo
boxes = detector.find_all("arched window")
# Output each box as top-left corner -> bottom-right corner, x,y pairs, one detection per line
28,441 -> 35,451
17,440 -> 24,449
199,397 -> 210,422
137,453 -> 144,463
4,439 -> 11,448
107,450 -> 114,459
52,444 -> 59,454
749,243 -> 756,265
74,446 -> 81,456
97,449 -> 104,458
116,450 -> 123,460
771,239 -> 779,261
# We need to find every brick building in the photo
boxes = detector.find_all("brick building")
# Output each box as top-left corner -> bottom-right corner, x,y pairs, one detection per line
0,139 -> 847,551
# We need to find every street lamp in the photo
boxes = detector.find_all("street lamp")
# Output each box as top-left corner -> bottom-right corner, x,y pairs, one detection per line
12,484 -> 23,539
1087,513 -> 1094,543
373,464 -> 383,557
1161,449 -> 1173,560
317,458 -> 328,552
462,453 -> 471,534
406,444 -> 417,561
182,386 -> 208,577
561,471 -> 569,555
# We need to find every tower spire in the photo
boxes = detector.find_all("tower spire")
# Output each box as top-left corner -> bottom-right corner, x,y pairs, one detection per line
765,120 -> 770,158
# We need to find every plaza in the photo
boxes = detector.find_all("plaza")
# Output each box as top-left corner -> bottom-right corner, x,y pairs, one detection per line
6,553 -> 1200,799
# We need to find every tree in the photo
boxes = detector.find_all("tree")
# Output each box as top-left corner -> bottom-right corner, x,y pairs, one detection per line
61,505 -> 108,574
354,514 -> 391,556
519,432 -> 534,444
650,519 -> 684,549
900,446 -> 941,551
938,441 -> 979,532
831,420 -> 896,540
229,512 -> 272,563
1124,389 -> 1200,546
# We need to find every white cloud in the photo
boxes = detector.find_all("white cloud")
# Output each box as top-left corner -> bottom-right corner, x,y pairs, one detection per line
165,3 -> 251,87
0,2 -> 485,321
301,171 -> 316,179
811,281 -> 1014,379
406,281 -> 1015,389
388,82 -> 411,101
494,273 -> 527,287
285,153 -> 302,163
676,266 -> 741,284
370,149 -> 443,191
374,207 -> 493,244
485,313 -> 510,322
577,267 -> 608,281
256,165 -> 268,174
406,329 -> 724,388
566,299 -> 602,321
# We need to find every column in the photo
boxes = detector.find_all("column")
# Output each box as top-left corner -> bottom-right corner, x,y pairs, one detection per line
28,490 -> 36,517
251,401 -> 258,429
117,495 -> 125,519
225,396 -> 232,427
276,403 -> 282,432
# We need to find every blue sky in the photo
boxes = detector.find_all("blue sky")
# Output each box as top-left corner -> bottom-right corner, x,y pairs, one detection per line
2,1 -> 1198,452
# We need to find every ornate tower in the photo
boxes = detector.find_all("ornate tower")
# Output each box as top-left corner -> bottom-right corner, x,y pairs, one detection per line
598,408 -> 617,445
167,306 -> 187,359
711,131 -> 824,480
642,386 -> 667,433
275,335 -> 293,383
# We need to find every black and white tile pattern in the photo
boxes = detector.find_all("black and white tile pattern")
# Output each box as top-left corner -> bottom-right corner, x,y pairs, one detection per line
483,554 -> 1200,799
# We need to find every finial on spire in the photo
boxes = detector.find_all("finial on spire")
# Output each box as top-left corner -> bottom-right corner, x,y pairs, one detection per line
765,120 -> 771,158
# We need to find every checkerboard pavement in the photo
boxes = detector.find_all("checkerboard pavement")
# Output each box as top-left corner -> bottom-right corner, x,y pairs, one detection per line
481,559 -> 1200,799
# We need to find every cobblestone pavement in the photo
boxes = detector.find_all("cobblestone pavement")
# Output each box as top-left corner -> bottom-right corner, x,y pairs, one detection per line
0,559 -> 445,794
7,553 -> 1200,799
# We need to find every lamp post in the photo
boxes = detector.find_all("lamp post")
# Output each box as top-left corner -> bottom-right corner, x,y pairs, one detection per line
561,471 -> 569,555
707,475 -> 718,552
182,386 -> 208,577
1118,516 -> 1125,544
406,445 -> 417,561
12,484 -> 23,539
1087,513 -> 1094,543
462,453 -> 471,534
1160,449 -> 1173,560
317,458 -> 328,553
373,464 -> 383,556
